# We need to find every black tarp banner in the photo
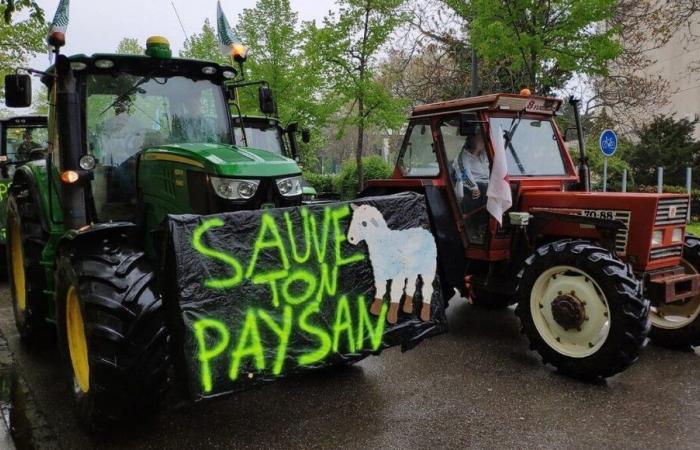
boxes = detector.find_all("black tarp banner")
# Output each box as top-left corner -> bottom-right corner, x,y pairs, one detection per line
165,192 -> 447,400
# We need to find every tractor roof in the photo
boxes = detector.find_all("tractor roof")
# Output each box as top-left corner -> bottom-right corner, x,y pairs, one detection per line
41,53 -> 237,87
412,93 -> 563,117
1,115 -> 47,127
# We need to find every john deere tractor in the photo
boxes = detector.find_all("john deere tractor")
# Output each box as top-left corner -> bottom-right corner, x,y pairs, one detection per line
4,37 -> 307,427
0,115 -> 47,245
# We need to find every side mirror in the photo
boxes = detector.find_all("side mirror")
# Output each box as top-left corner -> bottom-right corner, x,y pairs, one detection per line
459,113 -> 476,137
258,86 -> 276,115
301,128 -> 310,144
5,74 -> 32,108
224,84 -> 237,102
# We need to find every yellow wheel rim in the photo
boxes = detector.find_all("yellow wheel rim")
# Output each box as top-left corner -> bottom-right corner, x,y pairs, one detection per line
66,286 -> 90,393
9,218 -> 26,312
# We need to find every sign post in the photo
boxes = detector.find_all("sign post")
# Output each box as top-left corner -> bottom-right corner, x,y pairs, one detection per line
599,129 -> 617,192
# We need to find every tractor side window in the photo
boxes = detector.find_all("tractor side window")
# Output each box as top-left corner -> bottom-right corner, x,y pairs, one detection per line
398,120 -> 438,177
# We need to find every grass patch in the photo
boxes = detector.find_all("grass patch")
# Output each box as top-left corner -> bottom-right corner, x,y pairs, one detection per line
689,222 -> 700,236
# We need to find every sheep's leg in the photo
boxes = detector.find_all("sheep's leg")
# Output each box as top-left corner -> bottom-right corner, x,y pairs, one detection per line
387,278 -> 406,324
403,275 -> 418,314
420,274 -> 435,322
370,279 -> 386,316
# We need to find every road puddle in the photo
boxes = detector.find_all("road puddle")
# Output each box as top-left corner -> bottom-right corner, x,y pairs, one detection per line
0,367 -> 35,449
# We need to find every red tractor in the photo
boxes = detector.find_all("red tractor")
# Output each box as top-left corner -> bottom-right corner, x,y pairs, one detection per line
364,92 -> 700,379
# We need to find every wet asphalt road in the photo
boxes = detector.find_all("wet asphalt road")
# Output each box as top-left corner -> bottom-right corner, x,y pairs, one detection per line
1,286 -> 700,450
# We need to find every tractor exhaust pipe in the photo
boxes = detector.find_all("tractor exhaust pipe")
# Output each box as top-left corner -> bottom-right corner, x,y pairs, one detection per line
55,54 -> 87,228
569,96 -> 590,192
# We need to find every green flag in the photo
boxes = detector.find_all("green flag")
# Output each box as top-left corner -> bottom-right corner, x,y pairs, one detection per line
48,0 -> 70,36
216,1 -> 245,58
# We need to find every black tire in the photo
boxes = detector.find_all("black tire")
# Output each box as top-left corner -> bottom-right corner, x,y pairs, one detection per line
54,235 -> 169,429
649,236 -> 700,349
515,239 -> 650,380
6,183 -> 49,343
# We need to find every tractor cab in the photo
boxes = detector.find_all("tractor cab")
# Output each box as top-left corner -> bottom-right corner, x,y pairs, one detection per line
372,93 -> 575,256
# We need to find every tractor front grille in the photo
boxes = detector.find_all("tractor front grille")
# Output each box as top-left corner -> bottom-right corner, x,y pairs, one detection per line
650,245 -> 683,261
655,198 -> 690,226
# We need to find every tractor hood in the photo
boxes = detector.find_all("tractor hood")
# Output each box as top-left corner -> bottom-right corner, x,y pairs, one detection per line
141,143 -> 301,178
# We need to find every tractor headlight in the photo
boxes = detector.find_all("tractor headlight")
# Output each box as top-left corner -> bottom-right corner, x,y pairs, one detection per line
672,227 -> 684,243
276,176 -> 303,197
210,177 -> 259,200
652,230 -> 664,246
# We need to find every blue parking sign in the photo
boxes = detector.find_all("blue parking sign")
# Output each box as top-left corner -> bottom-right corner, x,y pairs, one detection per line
599,129 -> 617,157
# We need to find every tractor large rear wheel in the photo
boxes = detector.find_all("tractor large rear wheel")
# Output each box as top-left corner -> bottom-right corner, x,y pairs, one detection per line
648,236 -> 700,349
515,240 -> 650,380
54,236 -> 169,429
6,184 -> 48,343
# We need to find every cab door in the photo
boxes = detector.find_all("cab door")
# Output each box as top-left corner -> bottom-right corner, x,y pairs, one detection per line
433,113 -> 497,258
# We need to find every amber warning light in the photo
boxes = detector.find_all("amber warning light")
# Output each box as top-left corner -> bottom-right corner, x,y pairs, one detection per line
60,170 -> 79,184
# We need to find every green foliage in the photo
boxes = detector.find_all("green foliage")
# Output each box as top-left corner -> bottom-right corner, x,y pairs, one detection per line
444,0 -> 621,93
311,0 -> 408,190
303,170 -> 337,194
0,3 -> 47,96
116,37 -> 144,55
627,116 -> 700,187
180,19 -> 227,64
335,155 -> 392,199
688,222 -> 700,236
1,0 -> 42,23
237,0 -> 332,131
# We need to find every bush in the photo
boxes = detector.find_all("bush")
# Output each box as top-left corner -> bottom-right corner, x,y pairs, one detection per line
335,156 -> 393,200
636,185 -> 700,199
303,171 -> 337,194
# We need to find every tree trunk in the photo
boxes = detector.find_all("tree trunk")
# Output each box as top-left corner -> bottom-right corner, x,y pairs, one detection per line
356,97 -> 365,194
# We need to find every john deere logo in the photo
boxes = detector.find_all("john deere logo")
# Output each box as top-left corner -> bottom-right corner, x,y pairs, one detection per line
669,206 -> 678,218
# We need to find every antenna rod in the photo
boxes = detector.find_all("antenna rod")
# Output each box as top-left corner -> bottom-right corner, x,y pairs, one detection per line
171,1 -> 188,41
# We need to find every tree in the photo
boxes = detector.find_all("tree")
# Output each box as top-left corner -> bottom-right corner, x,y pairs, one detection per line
0,3 -> 47,99
314,0 -> 408,191
442,0 -> 621,94
627,116 -> 700,187
180,19 -> 226,64
237,0 -> 330,130
1,0 -> 42,23
116,37 -> 144,55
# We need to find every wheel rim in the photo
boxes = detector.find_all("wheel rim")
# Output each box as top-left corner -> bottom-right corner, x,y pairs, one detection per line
9,217 -> 26,312
66,286 -> 90,393
530,265 -> 611,358
649,259 -> 700,330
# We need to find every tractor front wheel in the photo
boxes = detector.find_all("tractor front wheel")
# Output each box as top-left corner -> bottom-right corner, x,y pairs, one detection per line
6,185 -> 48,343
515,240 -> 650,380
648,236 -> 700,349
55,236 -> 169,429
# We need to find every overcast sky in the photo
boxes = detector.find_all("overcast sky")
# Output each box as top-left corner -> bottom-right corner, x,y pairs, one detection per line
29,0 -> 337,68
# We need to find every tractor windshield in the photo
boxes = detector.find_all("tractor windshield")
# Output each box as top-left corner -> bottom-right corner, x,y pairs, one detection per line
233,125 -> 285,155
489,117 -> 566,176
85,73 -> 230,221
86,73 -> 231,166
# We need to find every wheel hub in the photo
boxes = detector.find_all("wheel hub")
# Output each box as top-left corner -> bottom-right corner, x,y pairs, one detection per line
551,293 -> 586,330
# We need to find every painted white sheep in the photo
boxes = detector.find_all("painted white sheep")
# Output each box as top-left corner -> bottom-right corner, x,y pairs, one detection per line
347,203 -> 438,324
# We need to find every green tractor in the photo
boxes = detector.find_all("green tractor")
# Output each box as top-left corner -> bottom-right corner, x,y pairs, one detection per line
228,83 -> 317,201
4,36 -> 308,427
0,115 -> 48,245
